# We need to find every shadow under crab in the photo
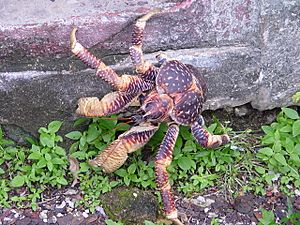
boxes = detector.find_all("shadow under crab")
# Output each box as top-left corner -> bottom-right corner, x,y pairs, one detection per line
70,9 -> 229,225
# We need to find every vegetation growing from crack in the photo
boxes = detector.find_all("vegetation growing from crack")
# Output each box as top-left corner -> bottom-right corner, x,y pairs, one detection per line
0,107 -> 300,223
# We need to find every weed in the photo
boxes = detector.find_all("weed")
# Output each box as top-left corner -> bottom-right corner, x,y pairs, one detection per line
256,107 -> 300,194
0,121 -> 69,209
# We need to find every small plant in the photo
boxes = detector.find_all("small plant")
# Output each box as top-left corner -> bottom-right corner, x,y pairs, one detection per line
258,209 -> 277,225
0,121 -> 69,209
256,107 -> 300,193
292,92 -> 300,103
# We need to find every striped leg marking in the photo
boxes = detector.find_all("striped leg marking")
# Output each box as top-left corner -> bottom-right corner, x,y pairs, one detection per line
90,124 -> 158,173
130,9 -> 161,78
76,91 -> 139,117
71,27 -> 154,92
155,124 -> 184,225
191,119 -> 230,148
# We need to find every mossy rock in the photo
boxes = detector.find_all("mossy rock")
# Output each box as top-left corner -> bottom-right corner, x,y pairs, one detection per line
100,187 -> 158,225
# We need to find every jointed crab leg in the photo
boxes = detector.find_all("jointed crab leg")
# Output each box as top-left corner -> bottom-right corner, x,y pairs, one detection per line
76,91 -> 139,117
191,118 -> 230,148
70,28 -> 154,93
130,9 -> 160,79
90,123 -> 158,173
155,123 -> 183,225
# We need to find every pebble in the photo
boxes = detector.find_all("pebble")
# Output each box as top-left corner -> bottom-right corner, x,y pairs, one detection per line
65,197 -> 75,208
57,213 -> 64,218
95,206 -> 106,216
82,212 -> 89,218
56,201 -> 67,209
39,210 -> 48,220
295,189 -> 300,196
64,189 -> 78,195
48,215 -> 57,224
208,212 -> 218,218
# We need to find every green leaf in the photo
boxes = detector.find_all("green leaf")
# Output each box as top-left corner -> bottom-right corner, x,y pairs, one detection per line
52,158 -> 66,165
274,153 -> 287,166
47,161 -> 54,171
74,118 -> 90,126
0,167 -> 5,174
37,158 -> 47,168
261,125 -> 273,134
87,124 -> 99,143
127,164 -> 137,174
54,146 -> 66,156
178,157 -> 196,171
48,121 -> 63,133
258,147 -> 274,157
292,120 -> 300,137
40,133 -> 54,147
207,123 -> 218,133
105,219 -> 123,225
282,107 -> 299,120
115,168 -> 127,177
28,151 -> 42,160
45,153 -> 51,161
57,177 -> 68,185
255,166 -> 266,175
11,175 -> 25,187
65,131 -> 82,140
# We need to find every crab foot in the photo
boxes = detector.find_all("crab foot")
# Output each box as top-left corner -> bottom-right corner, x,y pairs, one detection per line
89,124 -> 158,173
155,123 -> 183,223
191,117 -> 230,148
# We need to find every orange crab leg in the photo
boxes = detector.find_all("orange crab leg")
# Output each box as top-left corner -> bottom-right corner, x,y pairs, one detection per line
130,9 -> 160,80
155,123 -> 183,225
89,123 -> 158,173
70,28 -> 154,93
191,117 -> 230,148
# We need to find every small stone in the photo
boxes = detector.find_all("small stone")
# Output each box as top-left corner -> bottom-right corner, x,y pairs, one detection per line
86,214 -> 98,224
57,213 -> 64,218
295,189 -> 300,196
82,212 -> 89,218
133,193 -> 138,198
48,215 -> 57,224
208,212 -> 218,218
43,218 -> 48,223
204,208 -> 210,213
95,206 -> 106,216
56,201 -> 67,209
65,197 -> 75,208
64,189 -> 78,195
39,210 -> 48,220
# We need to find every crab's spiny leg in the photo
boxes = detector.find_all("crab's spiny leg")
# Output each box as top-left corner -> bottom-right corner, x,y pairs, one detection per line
90,124 -> 158,173
76,91 -> 140,117
155,123 -> 183,225
191,117 -> 230,148
71,27 -> 154,93
130,9 -> 161,78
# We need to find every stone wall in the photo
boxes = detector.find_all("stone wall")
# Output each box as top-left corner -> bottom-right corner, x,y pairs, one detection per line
0,0 -> 299,136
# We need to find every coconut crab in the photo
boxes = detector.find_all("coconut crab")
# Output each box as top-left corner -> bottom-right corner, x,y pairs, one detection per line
70,9 -> 230,225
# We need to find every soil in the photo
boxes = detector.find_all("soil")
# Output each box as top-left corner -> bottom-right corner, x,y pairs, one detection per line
1,186 -> 300,225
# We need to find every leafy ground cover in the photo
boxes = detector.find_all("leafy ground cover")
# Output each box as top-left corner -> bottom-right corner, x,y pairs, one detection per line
0,106 -> 300,224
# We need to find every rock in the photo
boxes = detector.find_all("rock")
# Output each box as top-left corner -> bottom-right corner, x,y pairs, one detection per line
100,187 -> 158,225
233,194 -> 255,214
39,210 -> 48,220
57,214 -> 84,225
0,0 -> 299,136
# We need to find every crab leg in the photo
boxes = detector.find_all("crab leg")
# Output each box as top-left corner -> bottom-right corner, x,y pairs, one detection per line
76,91 -> 140,117
191,117 -> 230,148
130,9 -> 160,80
70,28 -> 154,93
155,123 -> 184,225
89,123 -> 158,173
